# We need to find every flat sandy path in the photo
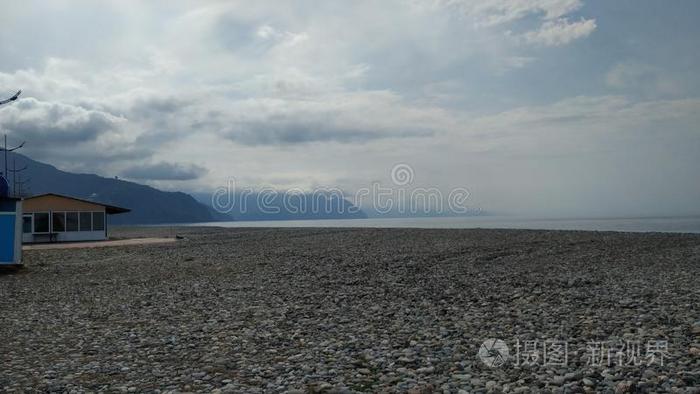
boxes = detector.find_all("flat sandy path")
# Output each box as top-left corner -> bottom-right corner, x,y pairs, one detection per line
22,237 -> 177,250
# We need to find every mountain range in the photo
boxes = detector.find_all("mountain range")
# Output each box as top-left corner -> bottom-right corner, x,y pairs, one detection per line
190,192 -> 367,222
3,153 -> 366,224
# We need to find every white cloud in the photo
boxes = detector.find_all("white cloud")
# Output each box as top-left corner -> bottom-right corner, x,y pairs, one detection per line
424,0 -> 595,46
606,62 -> 683,97
520,17 -> 596,46
255,24 -> 309,47
434,0 -> 584,26
469,96 -> 700,141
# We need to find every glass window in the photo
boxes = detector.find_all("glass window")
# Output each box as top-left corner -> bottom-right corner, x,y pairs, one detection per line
92,212 -> 105,231
79,212 -> 92,232
23,215 -> 32,234
52,212 -> 66,232
66,212 -> 79,232
33,212 -> 49,233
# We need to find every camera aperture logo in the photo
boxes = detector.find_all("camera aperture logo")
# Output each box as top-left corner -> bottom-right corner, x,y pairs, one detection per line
478,338 -> 510,368
390,163 -> 414,186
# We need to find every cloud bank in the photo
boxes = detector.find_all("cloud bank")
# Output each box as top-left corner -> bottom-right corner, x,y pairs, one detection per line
0,1 -> 697,217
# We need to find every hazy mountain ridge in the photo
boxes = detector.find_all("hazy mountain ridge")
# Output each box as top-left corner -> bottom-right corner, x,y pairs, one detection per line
9,153 -> 214,224
191,192 -> 368,221
8,153 -> 367,224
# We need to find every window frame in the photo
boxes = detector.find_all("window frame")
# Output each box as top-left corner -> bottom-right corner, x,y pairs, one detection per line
22,214 -> 33,234
66,212 -> 79,232
92,211 -> 105,232
52,211 -> 66,233
32,212 -> 51,234
79,211 -> 92,232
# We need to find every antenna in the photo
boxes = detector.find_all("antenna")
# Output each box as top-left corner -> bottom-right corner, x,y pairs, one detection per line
1,135 -> 25,181
15,173 -> 31,198
8,157 -> 28,198
0,90 -> 21,106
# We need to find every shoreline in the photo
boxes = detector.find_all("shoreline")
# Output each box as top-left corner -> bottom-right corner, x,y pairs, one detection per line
144,215 -> 700,234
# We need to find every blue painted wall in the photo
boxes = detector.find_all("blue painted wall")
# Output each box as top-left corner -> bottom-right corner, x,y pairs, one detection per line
0,199 -> 16,211
0,215 -> 16,263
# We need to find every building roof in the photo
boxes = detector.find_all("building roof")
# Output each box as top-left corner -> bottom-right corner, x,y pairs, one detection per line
24,193 -> 131,214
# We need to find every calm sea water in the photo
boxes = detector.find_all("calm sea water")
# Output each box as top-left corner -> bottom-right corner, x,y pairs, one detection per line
183,216 -> 700,234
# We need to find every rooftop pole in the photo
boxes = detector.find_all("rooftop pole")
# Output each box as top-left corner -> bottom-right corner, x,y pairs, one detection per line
8,157 -> 27,198
1,134 -> 24,180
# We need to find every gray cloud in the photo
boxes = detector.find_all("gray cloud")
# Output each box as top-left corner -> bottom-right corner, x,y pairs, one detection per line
226,120 -> 433,146
0,98 -> 123,144
122,162 -> 207,181
125,96 -> 190,119
0,96 -> 155,174
0,1 -> 698,217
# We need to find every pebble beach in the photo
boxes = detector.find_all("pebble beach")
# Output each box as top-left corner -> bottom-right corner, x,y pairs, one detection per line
1,227 -> 699,393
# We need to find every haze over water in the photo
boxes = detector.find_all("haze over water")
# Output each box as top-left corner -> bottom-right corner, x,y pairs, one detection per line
186,216 -> 700,234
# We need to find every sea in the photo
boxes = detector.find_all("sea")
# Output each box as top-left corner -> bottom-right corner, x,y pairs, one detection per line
183,216 -> 700,234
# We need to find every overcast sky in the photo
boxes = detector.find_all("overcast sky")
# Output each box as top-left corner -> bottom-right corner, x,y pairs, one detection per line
1,0 -> 699,217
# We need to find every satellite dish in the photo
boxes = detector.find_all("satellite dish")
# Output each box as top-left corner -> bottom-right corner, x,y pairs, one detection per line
0,175 -> 9,198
